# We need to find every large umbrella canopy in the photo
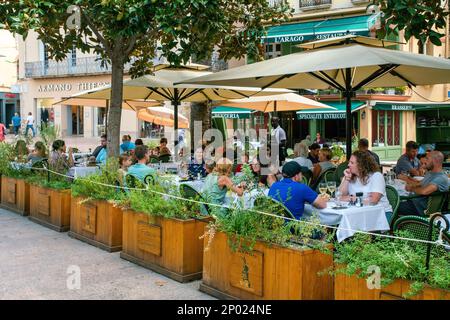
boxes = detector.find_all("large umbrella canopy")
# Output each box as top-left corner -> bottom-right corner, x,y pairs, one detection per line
54,97 -> 159,111
137,107 -> 189,129
213,92 -> 333,113
72,68 -> 291,147
179,36 -> 450,157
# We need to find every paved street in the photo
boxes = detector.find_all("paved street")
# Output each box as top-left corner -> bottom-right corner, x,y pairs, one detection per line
0,208 -> 214,300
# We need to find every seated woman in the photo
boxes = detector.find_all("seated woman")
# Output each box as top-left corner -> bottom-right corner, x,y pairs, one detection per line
49,140 -> 74,173
292,142 -> 313,171
15,139 -> 29,163
312,147 -> 335,182
338,150 -> 392,221
250,157 -> 277,188
117,154 -> 132,186
203,157 -> 243,207
27,141 -> 47,165
204,161 -> 216,176
159,138 -> 171,157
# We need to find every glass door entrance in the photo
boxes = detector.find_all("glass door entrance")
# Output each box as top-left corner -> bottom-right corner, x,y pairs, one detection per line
71,105 -> 84,135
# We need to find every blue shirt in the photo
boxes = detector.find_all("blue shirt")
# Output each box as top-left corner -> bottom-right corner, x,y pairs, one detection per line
12,115 -> 21,126
120,141 -> 136,153
96,147 -> 107,165
128,163 -> 156,181
412,171 -> 449,214
268,178 -> 318,219
394,154 -> 420,175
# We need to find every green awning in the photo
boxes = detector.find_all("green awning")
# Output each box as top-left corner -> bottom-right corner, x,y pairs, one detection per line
212,106 -> 255,119
264,15 -> 376,44
296,101 -> 365,120
373,102 -> 450,111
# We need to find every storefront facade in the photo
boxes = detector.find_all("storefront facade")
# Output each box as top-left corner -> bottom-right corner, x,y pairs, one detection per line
0,91 -> 20,129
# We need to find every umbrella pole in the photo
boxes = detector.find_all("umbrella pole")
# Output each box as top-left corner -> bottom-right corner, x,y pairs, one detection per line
344,67 -> 353,160
274,100 -> 277,116
105,99 -> 109,137
173,88 -> 179,156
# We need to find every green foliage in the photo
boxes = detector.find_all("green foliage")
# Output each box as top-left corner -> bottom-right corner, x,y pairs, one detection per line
39,123 -> 60,154
332,232 -> 450,296
232,163 -> 257,190
71,159 -> 120,201
0,141 -> 32,179
330,144 -> 344,160
373,0 -> 449,48
26,174 -> 71,190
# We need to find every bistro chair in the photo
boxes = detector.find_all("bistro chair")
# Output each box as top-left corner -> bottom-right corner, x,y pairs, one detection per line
254,196 -> 296,220
124,173 -> 144,189
300,168 -> 313,186
334,161 -> 348,184
424,191 -> 448,216
179,184 -> 210,216
311,168 -> 336,192
150,157 -> 159,164
31,158 -> 48,172
143,174 -> 155,186
393,215 -> 450,252
159,154 -> 171,163
386,185 -> 400,228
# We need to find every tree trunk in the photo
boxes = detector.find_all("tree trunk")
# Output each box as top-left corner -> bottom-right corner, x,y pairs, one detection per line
190,102 -> 211,152
107,51 -> 125,157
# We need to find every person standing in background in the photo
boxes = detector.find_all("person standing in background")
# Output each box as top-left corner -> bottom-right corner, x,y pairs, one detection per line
25,112 -> 35,137
271,117 -> 287,165
12,112 -> 21,137
314,132 -> 325,144
0,121 -> 6,142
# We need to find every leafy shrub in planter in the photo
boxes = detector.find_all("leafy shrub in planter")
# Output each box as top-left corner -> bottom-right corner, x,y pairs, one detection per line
331,233 -> 450,297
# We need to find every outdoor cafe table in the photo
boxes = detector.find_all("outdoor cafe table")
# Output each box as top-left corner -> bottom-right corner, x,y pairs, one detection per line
68,166 -> 100,179
304,202 -> 390,242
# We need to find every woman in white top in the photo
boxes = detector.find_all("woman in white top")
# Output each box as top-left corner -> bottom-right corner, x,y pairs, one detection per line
338,150 -> 393,220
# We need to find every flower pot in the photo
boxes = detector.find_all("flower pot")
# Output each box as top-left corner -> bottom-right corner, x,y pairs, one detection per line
334,269 -> 450,300
200,231 -> 334,300
68,196 -> 123,252
0,176 -> 30,216
121,210 -> 210,282
29,185 -> 71,232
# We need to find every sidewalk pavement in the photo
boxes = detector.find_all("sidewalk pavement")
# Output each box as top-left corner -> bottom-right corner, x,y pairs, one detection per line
0,208 -> 214,300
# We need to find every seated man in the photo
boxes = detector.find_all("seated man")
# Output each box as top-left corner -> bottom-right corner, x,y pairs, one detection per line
268,161 -> 328,220
159,137 -> 171,157
358,138 -> 380,167
397,151 -> 449,216
395,141 -> 421,177
127,145 -> 156,182
92,134 -> 107,158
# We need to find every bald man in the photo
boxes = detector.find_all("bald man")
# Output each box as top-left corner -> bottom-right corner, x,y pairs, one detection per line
397,151 -> 449,217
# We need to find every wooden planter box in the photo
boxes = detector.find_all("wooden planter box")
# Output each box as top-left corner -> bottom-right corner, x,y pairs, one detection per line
121,210 -> 209,282
335,271 -> 450,300
0,176 -> 30,216
200,231 -> 334,300
69,196 -> 123,252
29,185 -> 71,232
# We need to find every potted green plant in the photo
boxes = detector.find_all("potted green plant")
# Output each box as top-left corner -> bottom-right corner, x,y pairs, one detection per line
332,233 -> 450,300
119,183 -> 210,282
200,201 -> 334,300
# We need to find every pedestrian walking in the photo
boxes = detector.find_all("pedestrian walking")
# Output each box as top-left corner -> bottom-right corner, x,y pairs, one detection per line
25,112 -> 35,138
12,112 -> 21,136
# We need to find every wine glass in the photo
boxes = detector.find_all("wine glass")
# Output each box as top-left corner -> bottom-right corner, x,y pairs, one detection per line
318,183 -> 328,197
327,181 -> 336,201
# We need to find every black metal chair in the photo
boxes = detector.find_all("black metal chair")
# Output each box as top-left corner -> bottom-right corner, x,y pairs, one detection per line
386,185 -> 400,228
424,191 -> 448,216
143,174 -> 155,186
311,167 -> 336,192
179,183 -> 210,216
159,154 -> 171,163
334,161 -> 348,184
125,174 -> 143,189
253,196 -> 296,220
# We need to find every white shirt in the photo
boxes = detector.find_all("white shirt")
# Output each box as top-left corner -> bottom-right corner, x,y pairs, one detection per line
347,172 -> 392,213
26,115 -> 34,125
271,126 -> 286,144
293,156 -> 313,170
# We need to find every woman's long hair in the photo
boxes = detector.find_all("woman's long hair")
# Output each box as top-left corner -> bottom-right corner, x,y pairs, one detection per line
351,150 -> 379,185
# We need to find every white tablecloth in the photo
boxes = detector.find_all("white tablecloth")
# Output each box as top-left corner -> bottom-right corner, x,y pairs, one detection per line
304,202 -> 390,242
68,166 -> 100,179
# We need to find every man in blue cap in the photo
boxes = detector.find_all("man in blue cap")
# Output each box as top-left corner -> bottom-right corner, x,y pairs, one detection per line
268,161 -> 328,220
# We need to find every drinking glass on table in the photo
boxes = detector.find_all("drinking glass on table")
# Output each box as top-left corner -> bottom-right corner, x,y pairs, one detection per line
327,181 -> 336,200
319,183 -> 328,197
335,190 -> 342,207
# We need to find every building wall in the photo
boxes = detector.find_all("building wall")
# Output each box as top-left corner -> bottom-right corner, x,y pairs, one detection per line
0,30 -> 18,88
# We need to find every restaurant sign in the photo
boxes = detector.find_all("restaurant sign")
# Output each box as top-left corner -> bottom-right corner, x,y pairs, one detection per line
213,113 -> 250,119
297,113 -> 346,120
269,31 -> 365,44
373,103 -> 414,111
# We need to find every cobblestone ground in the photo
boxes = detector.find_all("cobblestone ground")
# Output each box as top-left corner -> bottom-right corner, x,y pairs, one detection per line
0,208 -> 214,300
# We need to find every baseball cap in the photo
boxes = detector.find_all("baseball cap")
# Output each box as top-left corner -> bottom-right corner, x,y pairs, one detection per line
282,161 -> 302,178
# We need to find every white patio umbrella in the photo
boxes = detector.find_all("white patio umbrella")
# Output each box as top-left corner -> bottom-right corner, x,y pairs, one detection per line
213,92 -> 333,113
137,107 -> 189,129
178,35 -> 450,158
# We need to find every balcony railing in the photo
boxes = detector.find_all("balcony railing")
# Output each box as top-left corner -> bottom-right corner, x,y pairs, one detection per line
24,56 -> 136,78
268,0 -> 285,7
299,0 -> 332,10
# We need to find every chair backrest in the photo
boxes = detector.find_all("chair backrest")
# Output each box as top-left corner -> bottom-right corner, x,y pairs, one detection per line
254,196 -> 296,220
385,185 -> 400,227
324,169 -> 336,184
179,183 -> 210,216
143,174 -> 155,186
334,161 -> 348,184
301,175 -> 308,185
125,174 -> 140,189
31,158 -> 48,175
150,157 -> 159,164
393,215 -> 450,245
159,154 -> 171,163
311,167 -> 335,191
425,192 -> 447,216
300,168 -> 312,186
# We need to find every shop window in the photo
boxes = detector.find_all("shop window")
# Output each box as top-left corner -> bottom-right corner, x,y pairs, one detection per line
264,43 -> 282,60
372,110 -> 401,147
254,115 -> 265,125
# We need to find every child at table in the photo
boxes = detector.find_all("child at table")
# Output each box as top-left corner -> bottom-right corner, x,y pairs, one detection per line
118,154 -> 133,186
338,150 -> 392,222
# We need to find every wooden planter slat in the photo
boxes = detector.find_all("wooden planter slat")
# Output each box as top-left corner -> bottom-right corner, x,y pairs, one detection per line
121,210 -> 208,282
200,231 -> 334,300
334,271 -> 450,300
29,185 -> 71,232
0,176 -> 30,216
69,196 -> 123,252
